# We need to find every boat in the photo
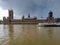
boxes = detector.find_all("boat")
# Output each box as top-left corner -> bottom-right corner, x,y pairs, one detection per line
38,23 -> 60,27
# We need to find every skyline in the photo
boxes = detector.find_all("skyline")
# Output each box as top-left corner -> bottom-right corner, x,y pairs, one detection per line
0,0 -> 60,20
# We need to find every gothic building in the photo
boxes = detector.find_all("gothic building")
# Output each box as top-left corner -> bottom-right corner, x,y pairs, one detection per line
3,10 -> 55,24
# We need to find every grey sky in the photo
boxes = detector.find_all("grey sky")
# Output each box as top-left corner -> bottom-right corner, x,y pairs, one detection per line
0,0 -> 60,19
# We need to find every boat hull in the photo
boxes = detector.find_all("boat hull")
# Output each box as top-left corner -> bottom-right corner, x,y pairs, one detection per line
38,25 -> 60,27
38,23 -> 60,27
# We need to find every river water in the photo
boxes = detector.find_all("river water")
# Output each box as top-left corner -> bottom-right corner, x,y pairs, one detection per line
0,24 -> 60,45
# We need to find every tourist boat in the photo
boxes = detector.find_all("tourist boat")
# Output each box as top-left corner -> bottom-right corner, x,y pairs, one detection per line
38,23 -> 60,27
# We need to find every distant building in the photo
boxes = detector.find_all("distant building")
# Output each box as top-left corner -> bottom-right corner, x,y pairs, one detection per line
3,10 -> 56,24
0,20 -> 3,24
55,18 -> 60,22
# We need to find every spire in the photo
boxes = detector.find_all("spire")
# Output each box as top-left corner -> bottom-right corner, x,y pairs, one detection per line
28,13 -> 30,18
22,15 -> 24,20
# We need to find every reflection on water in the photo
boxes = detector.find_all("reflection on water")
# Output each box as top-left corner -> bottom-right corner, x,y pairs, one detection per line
47,27 -> 53,39
47,27 -> 53,45
8,25 -> 14,45
0,24 -> 60,45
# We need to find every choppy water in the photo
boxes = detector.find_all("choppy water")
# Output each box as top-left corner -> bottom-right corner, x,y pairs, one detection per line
0,24 -> 60,45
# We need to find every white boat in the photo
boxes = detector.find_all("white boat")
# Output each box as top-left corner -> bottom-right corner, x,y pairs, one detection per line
38,23 -> 60,27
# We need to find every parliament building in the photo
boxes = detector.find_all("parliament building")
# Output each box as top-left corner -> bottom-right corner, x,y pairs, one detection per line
3,10 -> 55,24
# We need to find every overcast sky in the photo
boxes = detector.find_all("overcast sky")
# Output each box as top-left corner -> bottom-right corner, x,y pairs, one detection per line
0,0 -> 60,19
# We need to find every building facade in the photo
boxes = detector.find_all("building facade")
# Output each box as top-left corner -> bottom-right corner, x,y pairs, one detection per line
3,10 -> 55,24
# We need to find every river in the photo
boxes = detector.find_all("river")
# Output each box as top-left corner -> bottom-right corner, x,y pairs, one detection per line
0,24 -> 60,45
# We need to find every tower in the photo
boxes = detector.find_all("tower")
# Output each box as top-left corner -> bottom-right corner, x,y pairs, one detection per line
9,10 -> 13,20
3,17 -> 6,24
47,11 -> 54,23
48,11 -> 53,17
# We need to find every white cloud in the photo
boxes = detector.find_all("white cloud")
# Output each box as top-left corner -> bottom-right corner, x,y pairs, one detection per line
0,7 -> 8,20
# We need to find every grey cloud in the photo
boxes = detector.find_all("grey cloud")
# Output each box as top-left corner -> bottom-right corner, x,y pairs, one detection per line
0,0 -> 60,19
